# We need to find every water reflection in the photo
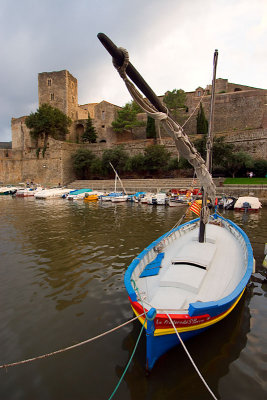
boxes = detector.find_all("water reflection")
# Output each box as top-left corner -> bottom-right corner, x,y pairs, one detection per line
0,197 -> 266,400
232,210 -> 260,226
1,198 -> 186,312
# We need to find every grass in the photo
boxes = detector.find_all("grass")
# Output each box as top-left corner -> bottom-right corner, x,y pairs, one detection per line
223,177 -> 267,185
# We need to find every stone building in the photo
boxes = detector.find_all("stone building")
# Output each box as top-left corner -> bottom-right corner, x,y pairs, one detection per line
38,70 -> 121,144
38,70 -> 78,119
0,70 -> 266,186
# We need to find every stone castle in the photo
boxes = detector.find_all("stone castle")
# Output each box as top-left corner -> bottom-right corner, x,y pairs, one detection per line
0,69 -> 266,185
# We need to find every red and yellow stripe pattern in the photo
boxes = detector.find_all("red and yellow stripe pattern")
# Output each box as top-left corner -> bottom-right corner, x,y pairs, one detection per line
130,289 -> 245,336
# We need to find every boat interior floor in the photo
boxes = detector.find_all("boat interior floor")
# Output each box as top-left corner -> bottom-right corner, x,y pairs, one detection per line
136,223 -> 245,313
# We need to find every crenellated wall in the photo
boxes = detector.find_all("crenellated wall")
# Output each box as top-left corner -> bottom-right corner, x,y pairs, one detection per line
184,89 -> 267,135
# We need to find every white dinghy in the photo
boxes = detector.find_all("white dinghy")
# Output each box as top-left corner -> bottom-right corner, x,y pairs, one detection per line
234,196 -> 262,211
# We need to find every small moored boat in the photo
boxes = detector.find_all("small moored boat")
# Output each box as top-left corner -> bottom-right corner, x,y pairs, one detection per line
111,194 -> 128,203
234,196 -> 262,212
218,195 -> 237,210
125,214 -> 254,370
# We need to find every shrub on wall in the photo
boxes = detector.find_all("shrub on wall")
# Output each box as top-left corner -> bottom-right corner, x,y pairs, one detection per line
101,146 -> 129,175
125,153 -> 146,173
72,149 -> 96,179
143,144 -> 170,173
252,159 -> 267,177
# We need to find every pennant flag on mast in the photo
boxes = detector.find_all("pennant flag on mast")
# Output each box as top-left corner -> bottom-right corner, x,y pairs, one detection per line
189,201 -> 202,216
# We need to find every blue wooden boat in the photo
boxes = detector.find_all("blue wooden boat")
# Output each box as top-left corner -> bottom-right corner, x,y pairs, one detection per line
124,213 -> 254,370
98,33 -> 255,371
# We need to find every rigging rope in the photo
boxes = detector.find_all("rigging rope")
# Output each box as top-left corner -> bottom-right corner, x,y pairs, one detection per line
0,313 -> 145,370
166,313 -> 218,400
182,88 -> 208,128
112,47 -> 216,202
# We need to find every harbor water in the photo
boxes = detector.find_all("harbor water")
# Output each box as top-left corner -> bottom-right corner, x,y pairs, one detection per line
0,196 -> 266,400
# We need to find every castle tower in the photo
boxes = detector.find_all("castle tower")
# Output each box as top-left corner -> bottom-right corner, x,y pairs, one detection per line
38,70 -> 78,120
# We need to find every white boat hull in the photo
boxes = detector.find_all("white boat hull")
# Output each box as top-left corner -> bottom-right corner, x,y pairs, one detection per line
234,196 -> 262,211
111,195 -> 128,203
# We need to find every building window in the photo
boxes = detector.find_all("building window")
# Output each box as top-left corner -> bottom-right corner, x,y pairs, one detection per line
47,79 -> 52,86
102,110 -> 105,120
72,96 -> 74,103
102,125 -> 105,128
50,93 -> 54,101
197,91 -> 201,97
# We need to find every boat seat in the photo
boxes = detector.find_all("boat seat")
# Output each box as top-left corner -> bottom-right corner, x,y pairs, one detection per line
171,241 -> 216,270
160,264 -> 206,294
140,252 -> 165,278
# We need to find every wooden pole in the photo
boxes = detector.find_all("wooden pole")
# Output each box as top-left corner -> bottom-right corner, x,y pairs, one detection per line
198,50 -> 218,243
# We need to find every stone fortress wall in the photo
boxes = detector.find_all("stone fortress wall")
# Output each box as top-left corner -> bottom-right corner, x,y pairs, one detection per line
0,71 -> 266,186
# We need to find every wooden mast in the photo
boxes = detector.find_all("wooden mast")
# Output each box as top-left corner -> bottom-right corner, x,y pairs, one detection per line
198,50 -> 218,243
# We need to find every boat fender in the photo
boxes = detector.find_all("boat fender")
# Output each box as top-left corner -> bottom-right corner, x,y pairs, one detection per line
147,308 -> 157,321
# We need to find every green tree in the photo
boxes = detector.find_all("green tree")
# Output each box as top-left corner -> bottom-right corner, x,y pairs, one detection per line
82,114 -> 97,143
146,116 -> 156,139
90,157 -> 103,177
196,103 -> 208,134
194,134 -> 207,159
163,89 -> 186,123
72,149 -> 96,179
253,159 -> 267,177
226,151 -> 254,178
212,137 -> 235,167
194,135 -> 235,172
167,157 -> 179,171
163,89 -> 186,109
101,146 -> 129,175
144,144 -> 170,173
126,153 -> 146,173
178,157 -> 192,169
26,103 -> 72,143
112,101 -> 145,133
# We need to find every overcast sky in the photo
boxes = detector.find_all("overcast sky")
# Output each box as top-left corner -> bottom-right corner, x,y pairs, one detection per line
0,0 -> 266,142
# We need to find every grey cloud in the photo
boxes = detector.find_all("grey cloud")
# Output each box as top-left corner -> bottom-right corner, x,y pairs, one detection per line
0,0 -> 266,141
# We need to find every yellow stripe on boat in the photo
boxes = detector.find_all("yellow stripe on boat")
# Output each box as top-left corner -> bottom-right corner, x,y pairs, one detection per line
132,289 -> 245,336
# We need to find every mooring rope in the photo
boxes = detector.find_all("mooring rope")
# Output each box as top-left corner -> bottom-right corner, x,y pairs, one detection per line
166,313 -> 218,400
108,317 -> 147,400
131,278 -> 148,318
0,313 -> 145,370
